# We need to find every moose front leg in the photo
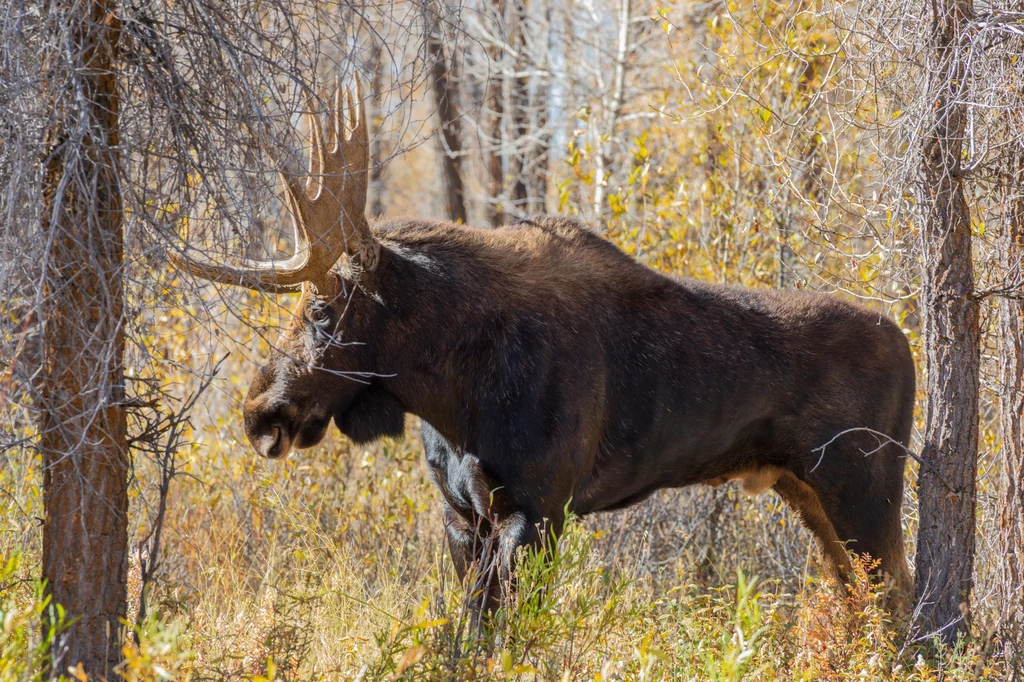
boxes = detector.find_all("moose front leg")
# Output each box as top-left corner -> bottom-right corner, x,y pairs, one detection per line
491,509 -> 542,604
439,495 -> 504,618
442,502 -> 478,583
424,424 -> 566,617
485,501 -> 569,619
442,500 -> 552,623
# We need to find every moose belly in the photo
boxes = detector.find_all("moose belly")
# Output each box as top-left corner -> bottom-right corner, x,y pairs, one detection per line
701,465 -> 784,496
573,460 -> 784,515
572,415 -> 785,515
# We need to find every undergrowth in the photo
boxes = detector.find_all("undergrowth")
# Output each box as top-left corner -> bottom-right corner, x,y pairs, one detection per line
0,286 -> 1013,681
0,494 -> 1011,680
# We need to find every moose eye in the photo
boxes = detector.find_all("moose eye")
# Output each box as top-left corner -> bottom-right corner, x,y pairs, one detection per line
310,305 -> 332,327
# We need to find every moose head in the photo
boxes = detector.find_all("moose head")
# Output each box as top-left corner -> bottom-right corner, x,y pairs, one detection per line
173,77 -> 388,460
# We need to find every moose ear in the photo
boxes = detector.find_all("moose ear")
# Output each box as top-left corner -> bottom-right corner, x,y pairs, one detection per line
328,270 -> 349,300
304,275 -> 343,302
303,280 -> 321,298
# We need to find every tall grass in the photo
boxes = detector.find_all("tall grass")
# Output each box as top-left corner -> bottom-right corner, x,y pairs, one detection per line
0,285 -> 1015,680
0,409 -> 1012,678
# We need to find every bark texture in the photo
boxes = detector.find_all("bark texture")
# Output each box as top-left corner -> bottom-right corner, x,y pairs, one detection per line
39,0 -> 129,675
427,19 -> 468,224
526,6 -> 549,216
508,0 -> 530,214
486,0 -> 506,227
591,0 -> 630,218
486,67 -> 505,227
368,36 -> 388,218
998,163 -> 1024,663
913,0 -> 980,645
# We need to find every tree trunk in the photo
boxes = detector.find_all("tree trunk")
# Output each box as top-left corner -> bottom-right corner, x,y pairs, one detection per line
527,4 -> 550,216
369,36 -> 388,218
592,0 -> 631,219
40,0 -> 129,676
998,158 -> 1024,662
914,0 -> 980,646
427,18 -> 468,224
487,67 -> 505,227
508,0 -> 529,215
485,0 -> 506,227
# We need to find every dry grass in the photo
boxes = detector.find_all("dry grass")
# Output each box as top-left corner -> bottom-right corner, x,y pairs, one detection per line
0,343 -> 1014,679
0,227 -> 1017,680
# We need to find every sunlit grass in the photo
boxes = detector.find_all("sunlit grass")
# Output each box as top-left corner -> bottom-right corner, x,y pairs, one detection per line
0,278 -> 1012,681
0,405 -> 1011,679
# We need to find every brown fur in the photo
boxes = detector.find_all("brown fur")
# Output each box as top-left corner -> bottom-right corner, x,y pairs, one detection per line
235,215 -> 916,610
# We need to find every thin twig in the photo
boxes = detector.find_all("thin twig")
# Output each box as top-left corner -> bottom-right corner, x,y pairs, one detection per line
811,426 -> 958,493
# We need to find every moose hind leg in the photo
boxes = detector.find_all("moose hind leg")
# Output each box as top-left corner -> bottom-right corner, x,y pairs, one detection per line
773,471 -> 854,586
829,503 -> 911,614
817,460 -> 912,609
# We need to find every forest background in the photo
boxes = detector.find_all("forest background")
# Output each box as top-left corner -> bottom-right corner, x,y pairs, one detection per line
1,0 -> 1023,679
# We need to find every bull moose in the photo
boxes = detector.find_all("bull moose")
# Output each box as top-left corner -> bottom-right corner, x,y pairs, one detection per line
174,78 -> 915,610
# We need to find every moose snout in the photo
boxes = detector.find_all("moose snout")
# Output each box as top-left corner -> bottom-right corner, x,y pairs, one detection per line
242,359 -> 335,460
243,366 -> 295,458
243,391 -> 292,459
244,391 -> 330,459
253,424 -> 289,459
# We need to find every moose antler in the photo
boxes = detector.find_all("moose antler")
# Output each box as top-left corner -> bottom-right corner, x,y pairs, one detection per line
170,74 -> 378,294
